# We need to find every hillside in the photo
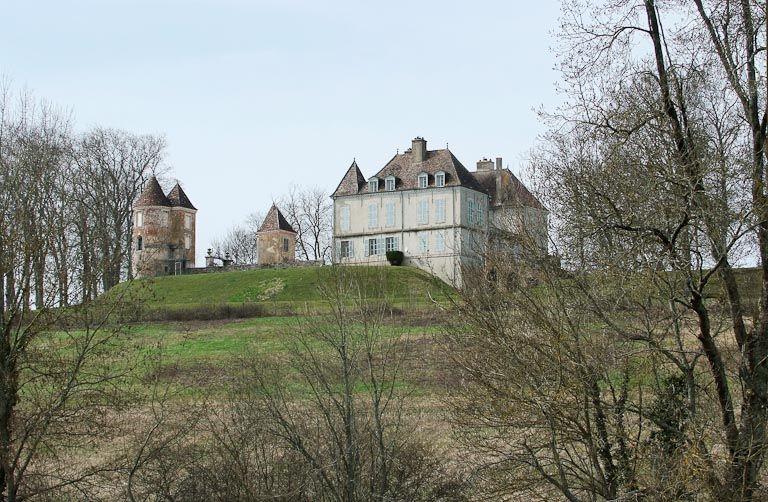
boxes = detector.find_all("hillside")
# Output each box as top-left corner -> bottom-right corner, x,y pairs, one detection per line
94,265 -> 453,399
120,265 -> 453,309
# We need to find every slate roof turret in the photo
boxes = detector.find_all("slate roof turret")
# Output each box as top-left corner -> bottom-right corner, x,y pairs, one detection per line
134,177 -> 171,207
332,160 -> 367,197
167,182 -> 196,210
258,204 -> 295,233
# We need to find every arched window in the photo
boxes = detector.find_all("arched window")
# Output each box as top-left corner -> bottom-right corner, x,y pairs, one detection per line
435,171 -> 446,187
418,172 -> 429,188
385,176 -> 396,191
368,178 -> 379,192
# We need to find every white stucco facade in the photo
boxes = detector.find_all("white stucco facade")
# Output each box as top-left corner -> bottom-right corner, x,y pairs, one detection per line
332,186 -> 489,286
330,138 -> 548,287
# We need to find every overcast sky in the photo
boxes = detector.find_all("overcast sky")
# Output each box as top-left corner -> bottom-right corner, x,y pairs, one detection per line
2,0 -> 562,260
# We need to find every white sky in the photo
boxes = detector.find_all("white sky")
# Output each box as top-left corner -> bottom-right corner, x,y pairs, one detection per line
2,0 -> 562,261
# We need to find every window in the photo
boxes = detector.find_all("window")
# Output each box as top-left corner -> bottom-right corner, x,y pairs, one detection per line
283,237 -> 289,252
467,199 -> 483,225
418,200 -> 429,224
340,240 -> 353,258
385,202 -> 395,227
185,214 -> 192,229
160,211 -> 168,227
185,234 -> 191,250
137,236 -> 143,251
435,171 -> 445,187
369,178 -> 379,192
385,176 -> 396,191
368,204 -> 378,228
135,211 -> 143,227
435,232 -> 445,252
418,233 -> 428,253
385,236 -> 399,252
418,173 -> 428,188
340,206 -> 350,231
367,238 -> 383,256
435,199 -> 446,223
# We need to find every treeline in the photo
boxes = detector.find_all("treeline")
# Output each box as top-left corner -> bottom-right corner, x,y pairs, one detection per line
0,84 -> 169,311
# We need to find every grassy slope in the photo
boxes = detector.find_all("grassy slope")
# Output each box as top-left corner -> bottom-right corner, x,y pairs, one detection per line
122,265 -> 453,308
90,266 -> 453,398
102,316 -> 445,397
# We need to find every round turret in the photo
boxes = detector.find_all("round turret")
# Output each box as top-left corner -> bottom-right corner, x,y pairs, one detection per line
132,177 -> 197,277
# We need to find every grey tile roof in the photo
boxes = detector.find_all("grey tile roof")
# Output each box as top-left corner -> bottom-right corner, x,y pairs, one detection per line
135,177 -> 171,207
332,143 -> 545,211
258,204 -> 295,233
366,149 -> 485,193
471,169 -> 546,210
332,160 -> 367,197
167,182 -> 196,210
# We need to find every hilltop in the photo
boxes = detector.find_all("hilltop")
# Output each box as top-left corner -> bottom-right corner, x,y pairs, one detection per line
117,265 -> 453,311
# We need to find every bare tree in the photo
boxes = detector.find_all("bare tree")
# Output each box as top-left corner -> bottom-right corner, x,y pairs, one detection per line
119,268 -> 465,501
448,1 -> 768,499
241,267 -> 464,500
279,184 -> 332,262
210,210 -> 263,265
0,84 -> 148,500
74,128 -> 168,292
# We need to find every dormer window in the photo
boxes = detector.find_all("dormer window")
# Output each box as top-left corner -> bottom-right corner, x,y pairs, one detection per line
435,171 -> 446,187
418,172 -> 429,188
385,176 -> 396,191
369,178 -> 379,192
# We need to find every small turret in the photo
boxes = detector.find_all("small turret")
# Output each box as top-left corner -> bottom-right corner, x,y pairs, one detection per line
256,204 -> 296,265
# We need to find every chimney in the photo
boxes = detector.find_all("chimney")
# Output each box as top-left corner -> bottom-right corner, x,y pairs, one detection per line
412,137 -> 427,162
496,157 -> 502,170
476,158 -> 494,171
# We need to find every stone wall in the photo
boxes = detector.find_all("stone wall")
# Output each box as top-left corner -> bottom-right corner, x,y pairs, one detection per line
185,260 -> 322,275
133,205 -> 174,278
170,207 -> 196,267
132,205 -> 197,278
257,230 -> 296,265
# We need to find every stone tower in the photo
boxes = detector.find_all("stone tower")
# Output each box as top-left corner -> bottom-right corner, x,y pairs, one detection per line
256,204 -> 296,265
132,177 -> 197,278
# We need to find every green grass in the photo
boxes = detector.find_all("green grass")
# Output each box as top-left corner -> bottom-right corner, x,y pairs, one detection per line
44,314 -> 442,399
45,265 -> 453,401
113,265 -> 453,310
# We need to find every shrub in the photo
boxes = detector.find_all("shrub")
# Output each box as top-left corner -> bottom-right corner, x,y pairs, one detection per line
142,302 -> 267,322
386,250 -> 404,266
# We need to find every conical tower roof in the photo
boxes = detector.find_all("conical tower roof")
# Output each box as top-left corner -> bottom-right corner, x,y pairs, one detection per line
167,182 -> 196,209
332,160 -> 366,196
135,177 -> 171,207
258,204 -> 295,233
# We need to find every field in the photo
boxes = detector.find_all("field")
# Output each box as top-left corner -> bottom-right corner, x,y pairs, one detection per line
103,265 -> 455,399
